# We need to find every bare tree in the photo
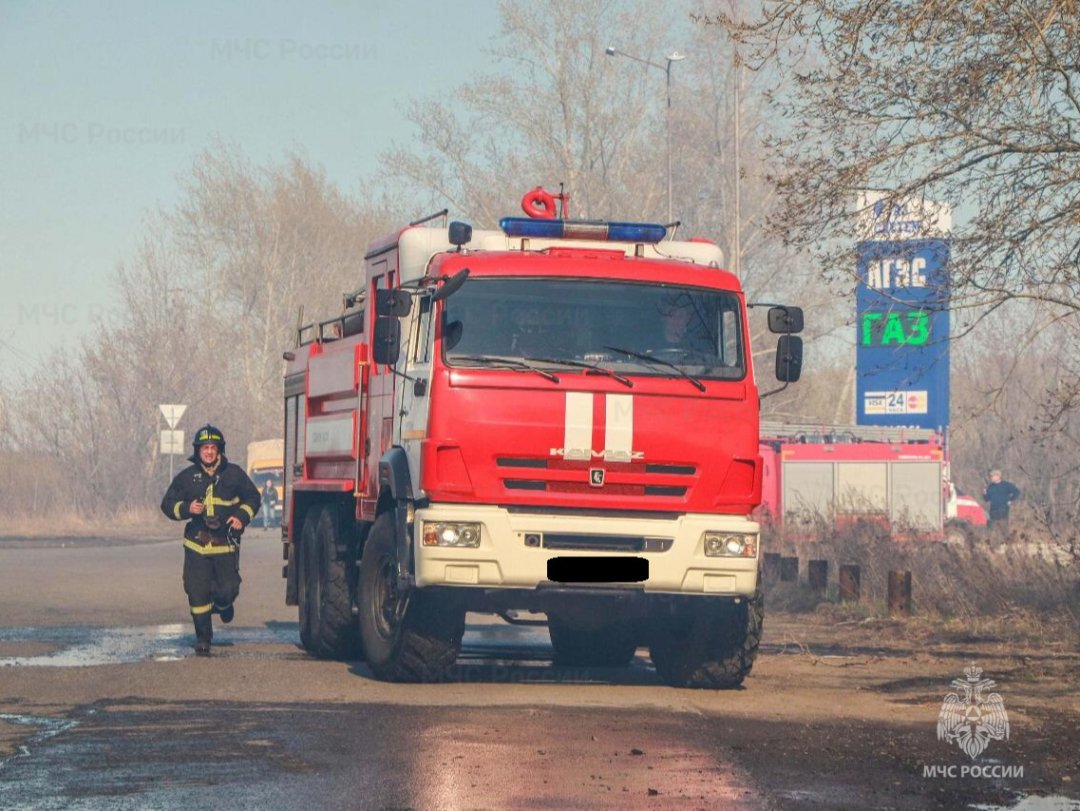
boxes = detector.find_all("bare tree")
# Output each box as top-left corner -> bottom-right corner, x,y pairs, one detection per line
382,0 -> 844,409
698,1 -> 1079,307
168,146 -> 379,441
696,1 -> 1080,524
4,147 -> 393,516
380,0 -> 677,223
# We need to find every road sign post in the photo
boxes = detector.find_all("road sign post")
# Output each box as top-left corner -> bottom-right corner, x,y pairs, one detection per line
158,404 -> 188,482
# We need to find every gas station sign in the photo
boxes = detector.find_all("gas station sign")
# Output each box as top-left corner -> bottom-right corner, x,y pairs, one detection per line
855,194 -> 951,430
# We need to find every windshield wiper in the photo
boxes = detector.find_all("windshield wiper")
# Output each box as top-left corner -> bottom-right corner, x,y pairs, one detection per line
523,356 -> 633,388
602,345 -> 706,392
449,354 -> 560,383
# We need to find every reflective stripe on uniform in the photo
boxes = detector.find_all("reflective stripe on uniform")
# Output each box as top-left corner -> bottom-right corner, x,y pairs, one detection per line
172,501 -> 184,519
190,603 -> 213,615
240,504 -> 255,519
184,539 -> 235,555
203,483 -> 240,517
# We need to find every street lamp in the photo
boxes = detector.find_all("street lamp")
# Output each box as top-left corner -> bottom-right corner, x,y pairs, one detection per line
605,45 -> 686,223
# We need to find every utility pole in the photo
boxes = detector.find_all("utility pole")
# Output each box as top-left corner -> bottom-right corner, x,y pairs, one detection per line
605,46 -> 687,223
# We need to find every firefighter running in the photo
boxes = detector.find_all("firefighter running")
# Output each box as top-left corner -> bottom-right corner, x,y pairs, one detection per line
161,425 -> 261,655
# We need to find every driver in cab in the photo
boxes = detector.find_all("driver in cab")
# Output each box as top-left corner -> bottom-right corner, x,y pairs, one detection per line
656,298 -> 715,356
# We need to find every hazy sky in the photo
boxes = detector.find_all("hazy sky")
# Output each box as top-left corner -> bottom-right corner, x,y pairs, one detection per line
0,0 -> 500,381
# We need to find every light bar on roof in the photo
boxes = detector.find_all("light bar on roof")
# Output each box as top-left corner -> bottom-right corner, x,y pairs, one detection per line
499,217 -> 667,244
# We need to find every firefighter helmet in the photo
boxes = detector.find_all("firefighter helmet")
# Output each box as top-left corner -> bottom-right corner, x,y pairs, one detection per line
192,424 -> 226,453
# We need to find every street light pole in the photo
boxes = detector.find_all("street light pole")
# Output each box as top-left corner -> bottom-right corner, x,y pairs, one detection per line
605,46 -> 686,223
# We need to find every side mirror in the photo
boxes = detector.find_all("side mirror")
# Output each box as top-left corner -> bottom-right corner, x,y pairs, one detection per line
775,335 -> 803,382
375,289 -> 412,317
372,316 -> 401,364
432,268 -> 470,302
448,221 -> 473,247
768,306 -> 804,334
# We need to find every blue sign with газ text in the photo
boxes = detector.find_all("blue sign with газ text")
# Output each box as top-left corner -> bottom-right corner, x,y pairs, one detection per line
855,196 -> 951,430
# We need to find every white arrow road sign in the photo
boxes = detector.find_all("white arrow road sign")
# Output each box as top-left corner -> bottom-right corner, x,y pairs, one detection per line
159,403 -> 187,429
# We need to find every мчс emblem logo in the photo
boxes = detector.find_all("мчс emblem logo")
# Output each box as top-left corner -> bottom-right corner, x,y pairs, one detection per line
937,665 -> 1010,759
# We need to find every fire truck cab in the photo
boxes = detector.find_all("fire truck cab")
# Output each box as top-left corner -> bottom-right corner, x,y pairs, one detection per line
281,200 -> 803,688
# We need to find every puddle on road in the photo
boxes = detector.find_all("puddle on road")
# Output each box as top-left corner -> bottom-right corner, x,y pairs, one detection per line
0,624 -> 298,667
0,621 -> 554,668
0,621 -> 699,680
974,797 -> 1080,810
460,622 -> 553,663
0,713 -> 78,769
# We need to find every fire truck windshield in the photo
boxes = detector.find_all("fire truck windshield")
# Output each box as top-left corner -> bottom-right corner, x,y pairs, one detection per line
442,278 -> 745,379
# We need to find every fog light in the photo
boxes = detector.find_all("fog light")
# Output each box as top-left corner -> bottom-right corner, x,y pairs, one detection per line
703,532 -> 757,558
422,521 -> 482,547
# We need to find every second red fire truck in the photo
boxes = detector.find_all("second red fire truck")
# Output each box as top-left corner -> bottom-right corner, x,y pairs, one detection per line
280,191 -> 803,688
757,421 -> 987,542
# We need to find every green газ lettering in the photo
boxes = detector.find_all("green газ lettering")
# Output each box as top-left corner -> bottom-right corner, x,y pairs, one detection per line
860,310 -> 930,346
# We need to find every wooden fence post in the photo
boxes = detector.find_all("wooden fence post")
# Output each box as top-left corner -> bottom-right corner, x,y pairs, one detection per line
838,564 -> 861,602
780,556 -> 799,582
763,552 -> 781,582
888,570 -> 912,616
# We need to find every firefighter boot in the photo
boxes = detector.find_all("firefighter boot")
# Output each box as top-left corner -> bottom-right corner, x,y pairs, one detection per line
193,613 -> 213,656
216,602 -> 235,624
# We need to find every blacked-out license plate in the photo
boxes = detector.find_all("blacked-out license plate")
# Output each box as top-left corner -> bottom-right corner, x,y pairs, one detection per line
547,556 -> 648,583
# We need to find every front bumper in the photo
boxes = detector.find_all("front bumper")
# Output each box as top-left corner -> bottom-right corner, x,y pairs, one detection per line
412,504 -> 759,597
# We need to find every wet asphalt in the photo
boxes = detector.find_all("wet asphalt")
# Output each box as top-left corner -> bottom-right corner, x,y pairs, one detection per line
0,619 -> 762,810
0,533 -> 1073,810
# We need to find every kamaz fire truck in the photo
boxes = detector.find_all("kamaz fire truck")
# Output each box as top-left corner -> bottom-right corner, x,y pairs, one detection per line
281,190 -> 803,688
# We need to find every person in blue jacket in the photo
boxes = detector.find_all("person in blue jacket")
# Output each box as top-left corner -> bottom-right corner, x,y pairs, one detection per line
983,468 -> 1020,544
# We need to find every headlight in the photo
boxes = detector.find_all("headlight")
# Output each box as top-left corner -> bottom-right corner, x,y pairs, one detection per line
703,532 -> 757,558
421,521 -> 482,548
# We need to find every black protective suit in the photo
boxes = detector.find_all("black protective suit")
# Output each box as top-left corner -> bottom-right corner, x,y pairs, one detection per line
161,455 -> 261,648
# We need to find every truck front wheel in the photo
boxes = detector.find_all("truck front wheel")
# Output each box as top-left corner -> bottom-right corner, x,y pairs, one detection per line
648,589 -> 764,689
357,512 -> 465,682
298,506 -> 363,660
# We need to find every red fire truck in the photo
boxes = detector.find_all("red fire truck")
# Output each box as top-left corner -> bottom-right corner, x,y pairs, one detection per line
281,191 -> 803,688
757,421 -> 987,541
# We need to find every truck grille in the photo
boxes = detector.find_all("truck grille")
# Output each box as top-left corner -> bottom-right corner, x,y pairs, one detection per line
497,457 -> 694,498
537,533 -> 672,552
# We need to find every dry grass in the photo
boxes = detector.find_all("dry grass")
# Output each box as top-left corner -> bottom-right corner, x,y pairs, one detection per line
0,451 -> 173,539
763,520 -> 1079,636
0,451 -> 70,516
0,507 -> 167,540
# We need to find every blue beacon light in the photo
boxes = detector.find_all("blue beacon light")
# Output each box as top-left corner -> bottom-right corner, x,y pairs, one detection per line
499,217 -> 667,244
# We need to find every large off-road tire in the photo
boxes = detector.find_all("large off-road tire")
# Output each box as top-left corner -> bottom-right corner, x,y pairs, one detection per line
649,589 -> 764,689
548,617 -> 638,667
357,512 -> 465,682
298,506 -> 363,660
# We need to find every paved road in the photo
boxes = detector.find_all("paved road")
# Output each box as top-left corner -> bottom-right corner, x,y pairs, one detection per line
0,529 -> 1075,809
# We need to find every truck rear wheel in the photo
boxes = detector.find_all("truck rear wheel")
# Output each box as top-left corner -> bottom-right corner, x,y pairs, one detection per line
298,506 -> 363,660
649,589 -> 764,689
357,512 -> 465,682
548,617 -> 638,667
